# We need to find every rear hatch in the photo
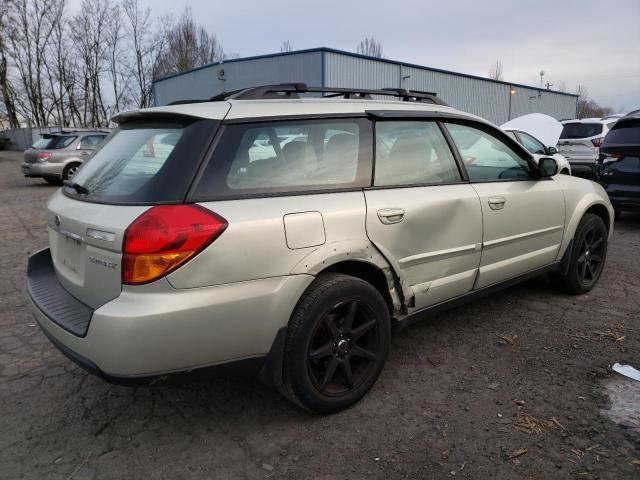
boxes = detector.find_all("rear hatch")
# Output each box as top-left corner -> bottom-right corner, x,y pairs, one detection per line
557,122 -> 603,162
599,117 -> 640,195
47,111 -> 225,308
24,135 -> 78,163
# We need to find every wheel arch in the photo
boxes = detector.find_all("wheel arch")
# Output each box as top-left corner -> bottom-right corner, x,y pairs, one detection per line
558,196 -> 613,261
289,240 -> 404,316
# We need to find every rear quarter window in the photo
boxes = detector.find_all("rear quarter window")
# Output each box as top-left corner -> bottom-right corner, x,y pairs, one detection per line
192,118 -> 373,200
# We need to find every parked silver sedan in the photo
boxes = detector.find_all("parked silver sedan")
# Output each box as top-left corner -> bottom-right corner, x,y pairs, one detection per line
21,130 -> 110,184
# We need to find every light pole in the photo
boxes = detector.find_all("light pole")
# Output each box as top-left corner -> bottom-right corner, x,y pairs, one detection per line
508,87 -> 516,120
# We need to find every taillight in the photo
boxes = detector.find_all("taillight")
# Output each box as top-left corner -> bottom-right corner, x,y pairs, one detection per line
122,205 -> 228,285
591,137 -> 604,148
601,153 -> 621,164
37,152 -> 52,161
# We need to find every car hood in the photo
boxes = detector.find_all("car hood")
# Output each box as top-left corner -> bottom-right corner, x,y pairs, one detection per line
501,113 -> 563,147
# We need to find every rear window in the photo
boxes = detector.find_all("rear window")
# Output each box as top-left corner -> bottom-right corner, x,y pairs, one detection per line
192,118 -> 372,200
31,138 -> 51,149
64,118 -> 218,204
47,135 -> 77,149
603,120 -> 640,145
560,123 -> 603,139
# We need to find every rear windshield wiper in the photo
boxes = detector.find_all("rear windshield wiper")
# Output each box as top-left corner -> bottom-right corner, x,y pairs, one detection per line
64,180 -> 89,195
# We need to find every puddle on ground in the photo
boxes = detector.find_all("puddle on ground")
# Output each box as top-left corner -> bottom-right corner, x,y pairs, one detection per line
601,376 -> 640,431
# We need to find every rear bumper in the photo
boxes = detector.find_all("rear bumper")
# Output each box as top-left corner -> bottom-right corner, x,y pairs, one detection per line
567,162 -> 596,178
27,248 -> 312,380
607,196 -> 640,212
21,161 -> 64,178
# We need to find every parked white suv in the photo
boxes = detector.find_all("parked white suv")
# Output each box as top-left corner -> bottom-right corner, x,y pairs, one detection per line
27,84 -> 614,413
557,118 -> 618,176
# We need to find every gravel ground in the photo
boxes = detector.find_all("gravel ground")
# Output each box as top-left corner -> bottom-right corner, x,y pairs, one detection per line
1,150 -> 639,480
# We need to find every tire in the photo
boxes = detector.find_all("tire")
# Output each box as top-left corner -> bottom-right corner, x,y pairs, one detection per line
560,169 -> 570,175
62,162 -> 81,182
281,273 -> 391,414
551,213 -> 608,294
44,177 -> 62,185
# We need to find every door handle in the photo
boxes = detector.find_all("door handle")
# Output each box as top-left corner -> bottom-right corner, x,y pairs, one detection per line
488,197 -> 506,210
377,208 -> 405,224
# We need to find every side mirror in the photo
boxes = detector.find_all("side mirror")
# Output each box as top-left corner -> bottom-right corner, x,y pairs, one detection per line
538,157 -> 558,177
547,146 -> 558,155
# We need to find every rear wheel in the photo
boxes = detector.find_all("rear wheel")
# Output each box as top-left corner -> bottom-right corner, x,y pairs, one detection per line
62,162 -> 81,182
281,273 -> 390,413
560,169 -> 570,175
551,213 -> 607,294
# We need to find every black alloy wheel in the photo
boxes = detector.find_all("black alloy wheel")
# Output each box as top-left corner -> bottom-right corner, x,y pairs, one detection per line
307,300 -> 380,395
551,213 -> 608,294
576,224 -> 605,286
281,273 -> 390,413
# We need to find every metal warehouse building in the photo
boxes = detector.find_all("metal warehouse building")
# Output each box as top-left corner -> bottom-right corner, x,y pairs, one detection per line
152,47 -> 578,125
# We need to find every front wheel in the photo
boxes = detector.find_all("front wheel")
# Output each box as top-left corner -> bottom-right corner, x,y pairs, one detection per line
281,273 -> 391,414
551,213 -> 608,294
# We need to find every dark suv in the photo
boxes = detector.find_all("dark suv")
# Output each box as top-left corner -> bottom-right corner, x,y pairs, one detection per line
597,114 -> 640,219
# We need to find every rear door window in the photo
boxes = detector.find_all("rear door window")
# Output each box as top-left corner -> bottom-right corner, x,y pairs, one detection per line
79,135 -> 107,149
374,121 -> 461,186
192,118 -> 372,199
64,118 -> 219,204
48,136 -> 77,149
560,123 -> 603,139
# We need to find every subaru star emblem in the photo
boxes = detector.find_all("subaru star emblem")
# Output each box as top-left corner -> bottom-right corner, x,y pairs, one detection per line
54,215 -> 61,227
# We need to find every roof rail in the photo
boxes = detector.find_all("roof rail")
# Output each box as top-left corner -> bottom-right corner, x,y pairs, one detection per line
209,83 -> 448,106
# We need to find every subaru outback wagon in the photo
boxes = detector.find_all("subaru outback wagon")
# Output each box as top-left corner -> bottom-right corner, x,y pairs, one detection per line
22,130 -> 110,184
27,84 -> 614,413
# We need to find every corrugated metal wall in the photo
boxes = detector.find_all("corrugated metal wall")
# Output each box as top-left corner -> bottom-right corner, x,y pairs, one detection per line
154,51 -> 323,105
0,126 -> 62,151
153,49 -> 577,125
324,51 -> 576,125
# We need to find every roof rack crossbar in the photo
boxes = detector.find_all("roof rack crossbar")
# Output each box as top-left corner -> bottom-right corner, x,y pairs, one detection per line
209,83 -> 448,106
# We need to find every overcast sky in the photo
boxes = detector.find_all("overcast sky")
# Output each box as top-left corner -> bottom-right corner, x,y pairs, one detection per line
106,0 -> 640,111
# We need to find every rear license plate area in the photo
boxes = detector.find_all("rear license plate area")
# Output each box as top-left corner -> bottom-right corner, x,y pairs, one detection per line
59,235 -> 84,275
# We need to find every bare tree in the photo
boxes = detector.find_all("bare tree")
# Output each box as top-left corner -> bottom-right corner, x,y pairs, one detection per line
6,0 -> 62,125
280,40 -> 293,53
0,5 -> 20,128
105,3 -> 127,113
356,37 -> 383,58
488,60 -> 503,81
154,7 -> 226,78
575,84 -> 613,118
121,0 -> 164,108
1,0 -> 233,126
71,0 -> 119,126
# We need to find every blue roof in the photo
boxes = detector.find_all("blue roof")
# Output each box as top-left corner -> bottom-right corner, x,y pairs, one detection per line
152,47 -> 579,98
